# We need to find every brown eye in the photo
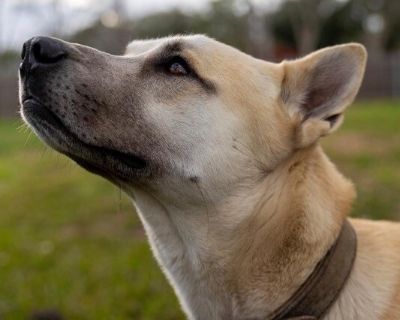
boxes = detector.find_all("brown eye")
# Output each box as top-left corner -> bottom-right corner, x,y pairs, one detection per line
169,62 -> 188,75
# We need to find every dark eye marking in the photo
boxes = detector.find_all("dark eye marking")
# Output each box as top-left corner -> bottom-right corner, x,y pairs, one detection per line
148,41 -> 217,93
154,55 -> 215,93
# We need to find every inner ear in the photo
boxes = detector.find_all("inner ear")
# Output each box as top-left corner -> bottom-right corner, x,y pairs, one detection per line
281,43 -> 367,147
299,50 -> 360,120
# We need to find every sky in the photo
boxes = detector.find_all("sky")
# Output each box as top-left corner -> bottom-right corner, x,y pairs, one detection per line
0,0 -> 205,51
0,0 -> 282,52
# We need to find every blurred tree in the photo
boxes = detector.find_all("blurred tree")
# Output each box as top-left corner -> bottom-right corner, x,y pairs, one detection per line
27,0 -> 400,57
71,22 -> 132,54
318,1 -> 363,48
271,0 -> 399,54
128,10 -> 192,39
199,0 -> 248,50
271,0 -> 352,55
0,50 -> 19,76
288,0 -> 324,54
355,0 -> 400,52
72,0 -> 251,54
383,0 -> 400,51
246,0 -> 275,59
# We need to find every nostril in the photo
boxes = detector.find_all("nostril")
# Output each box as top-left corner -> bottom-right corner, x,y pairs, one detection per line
31,37 -> 67,64
21,42 -> 27,60
32,41 -> 42,61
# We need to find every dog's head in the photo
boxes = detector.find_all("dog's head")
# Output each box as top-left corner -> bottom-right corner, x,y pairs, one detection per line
20,35 -> 366,203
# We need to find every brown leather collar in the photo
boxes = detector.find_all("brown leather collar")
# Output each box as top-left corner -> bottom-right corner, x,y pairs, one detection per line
269,219 -> 357,320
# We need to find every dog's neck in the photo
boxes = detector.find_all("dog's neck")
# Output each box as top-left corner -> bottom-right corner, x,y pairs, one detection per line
129,145 -> 355,320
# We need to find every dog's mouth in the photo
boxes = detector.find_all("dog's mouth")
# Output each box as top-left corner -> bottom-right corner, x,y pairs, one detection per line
22,97 -> 148,182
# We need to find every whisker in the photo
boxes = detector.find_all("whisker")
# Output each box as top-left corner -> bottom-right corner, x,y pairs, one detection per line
16,122 -> 30,133
23,130 -> 33,147
40,146 -> 48,159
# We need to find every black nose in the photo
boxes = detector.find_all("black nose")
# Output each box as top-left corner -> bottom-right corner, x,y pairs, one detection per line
20,36 -> 67,75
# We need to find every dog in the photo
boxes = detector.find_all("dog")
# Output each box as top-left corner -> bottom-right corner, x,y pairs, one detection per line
19,35 -> 400,320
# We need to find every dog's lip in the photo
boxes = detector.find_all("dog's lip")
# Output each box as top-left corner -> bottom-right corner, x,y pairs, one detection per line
23,96 -> 33,103
22,98 -> 147,178
22,94 -> 36,105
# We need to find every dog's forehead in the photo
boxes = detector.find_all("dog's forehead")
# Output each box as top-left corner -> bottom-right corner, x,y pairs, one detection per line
125,35 -> 210,55
124,35 -> 243,62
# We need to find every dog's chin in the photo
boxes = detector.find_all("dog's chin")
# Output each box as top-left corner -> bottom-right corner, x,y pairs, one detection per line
21,98 -> 148,183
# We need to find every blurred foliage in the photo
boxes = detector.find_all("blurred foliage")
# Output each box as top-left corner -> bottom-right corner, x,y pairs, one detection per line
2,0 -> 400,64
272,0 -> 400,53
67,0 -> 400,56
272,0 -> 363,50
0,51 -> 19,76
71,21 -> 133,55
0,51 -> 19,64
129,2 -> 249,51
70,0 -> 250,55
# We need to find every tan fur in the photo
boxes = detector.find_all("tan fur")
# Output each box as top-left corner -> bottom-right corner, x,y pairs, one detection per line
21,35 -> 400,320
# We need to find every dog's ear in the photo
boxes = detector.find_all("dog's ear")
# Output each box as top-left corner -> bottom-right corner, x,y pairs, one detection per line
280,43 -> 367,148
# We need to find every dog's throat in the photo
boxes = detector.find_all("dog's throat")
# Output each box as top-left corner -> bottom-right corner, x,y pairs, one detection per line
269,219 -> 357,320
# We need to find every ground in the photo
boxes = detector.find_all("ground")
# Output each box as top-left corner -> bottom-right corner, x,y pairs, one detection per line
0,100 -> 399,319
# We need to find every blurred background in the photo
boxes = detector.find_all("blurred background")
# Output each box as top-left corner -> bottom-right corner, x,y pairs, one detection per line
0,0 -> 399,319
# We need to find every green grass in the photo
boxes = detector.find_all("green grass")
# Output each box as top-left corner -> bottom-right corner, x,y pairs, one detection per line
0,126 -> 183,318
0,100 -> 399,319
323,100 -> 400,220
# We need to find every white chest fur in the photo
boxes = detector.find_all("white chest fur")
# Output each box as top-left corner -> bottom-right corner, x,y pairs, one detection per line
132,189 -> 233,320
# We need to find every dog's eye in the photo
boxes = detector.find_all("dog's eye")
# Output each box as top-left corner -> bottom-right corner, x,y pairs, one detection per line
167,57 -> 188,75
169,62 -> 187,75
